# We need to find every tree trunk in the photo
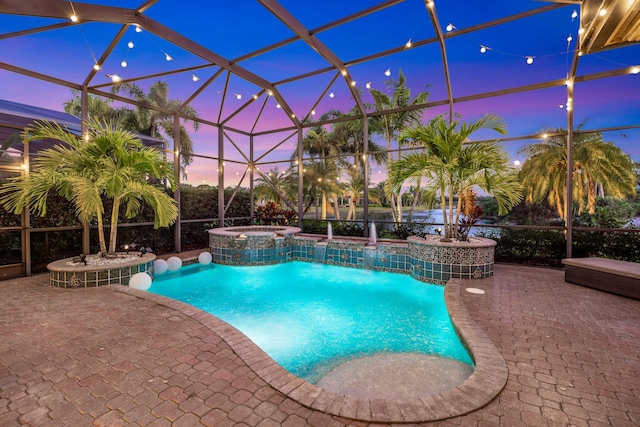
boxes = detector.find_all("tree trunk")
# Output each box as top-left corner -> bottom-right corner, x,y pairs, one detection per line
97,214 -> 108,256
321,191 -> 327,220
408,177 -> 422,221
332,193 -> 341,220
108,198 -> 121,255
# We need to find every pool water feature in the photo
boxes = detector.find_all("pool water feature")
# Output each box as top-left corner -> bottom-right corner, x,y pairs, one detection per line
150,261 -> 473,386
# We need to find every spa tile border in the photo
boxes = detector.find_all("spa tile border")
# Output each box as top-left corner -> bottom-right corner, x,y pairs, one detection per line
113,278 -> 507,423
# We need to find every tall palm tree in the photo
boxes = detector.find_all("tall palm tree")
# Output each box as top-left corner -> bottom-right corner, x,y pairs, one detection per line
387,114 -> 522,240
112,81 -> 200,167
518,126 -> 636,220
368,69 -> 429,223
0,119 -> 178,256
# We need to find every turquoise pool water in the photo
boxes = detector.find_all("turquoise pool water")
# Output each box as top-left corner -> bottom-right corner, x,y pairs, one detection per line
149,261 -> 473,383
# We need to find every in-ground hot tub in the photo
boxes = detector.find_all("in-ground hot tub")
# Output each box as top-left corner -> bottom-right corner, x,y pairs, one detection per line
208,225 -> 301,265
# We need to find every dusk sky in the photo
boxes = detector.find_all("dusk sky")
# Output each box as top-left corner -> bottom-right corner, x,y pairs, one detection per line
1,0 -> 639,186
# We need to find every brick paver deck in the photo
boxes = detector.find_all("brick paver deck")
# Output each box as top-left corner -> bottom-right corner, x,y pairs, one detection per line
1,261 -> 639,426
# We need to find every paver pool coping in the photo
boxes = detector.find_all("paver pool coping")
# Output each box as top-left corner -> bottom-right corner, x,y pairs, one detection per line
114,278 -> 507,423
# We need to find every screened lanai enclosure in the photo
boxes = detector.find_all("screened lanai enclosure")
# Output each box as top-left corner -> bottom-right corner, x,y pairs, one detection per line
1,0 -> 639,277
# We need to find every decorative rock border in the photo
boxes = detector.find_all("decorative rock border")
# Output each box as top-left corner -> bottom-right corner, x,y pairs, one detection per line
47,253 -> 155,288
116,278 -> 507,423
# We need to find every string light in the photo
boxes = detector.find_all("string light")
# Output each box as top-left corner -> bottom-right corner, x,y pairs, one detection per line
311,110 -> 316,115
341,69 -> 347,76
384,69 -> 391,77
252,94 -> 258,99
329,92 -> 334,98
70,15 -> 78,22
599,9 -> 607,16
566,35 -> 573,42
446,23 -> 454,32
192,74 -> 199,81
365,82 -> 371,89
571,10 -> 578,20
135,25 -> 142,33
107,74 -> 121,83
526,56 -> 534,65
120,60 -> 127,67
276,103 -> 281,108
165,53 -> 173,61
350,81 -> 356,86
631,66 -> 639,75
480,45 -> 488,53
127,41 -> 134,48
93,63 -> 101,71
235,94 -> 242,100
405,38 -> 412,48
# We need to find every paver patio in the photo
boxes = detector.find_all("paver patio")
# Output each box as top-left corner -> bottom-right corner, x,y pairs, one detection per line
1,258 -> 639,426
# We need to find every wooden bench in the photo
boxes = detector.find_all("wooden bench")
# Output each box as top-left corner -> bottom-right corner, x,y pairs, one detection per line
562,257 -> 640,300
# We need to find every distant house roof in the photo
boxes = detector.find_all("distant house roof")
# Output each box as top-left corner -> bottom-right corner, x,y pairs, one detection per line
0,99 -> 165,155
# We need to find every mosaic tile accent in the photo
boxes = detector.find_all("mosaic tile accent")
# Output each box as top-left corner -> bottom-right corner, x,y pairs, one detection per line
48,254 -> 155,288
207,227 -> 495,284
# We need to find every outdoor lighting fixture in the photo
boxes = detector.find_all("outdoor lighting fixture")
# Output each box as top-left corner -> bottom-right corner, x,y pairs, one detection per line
165,53 -> 172,61
599,9 -> 607,16
446,23 -> 454,32
93,63 -> 101,71
435,228 -> 442,235
121,60 -> 127,67
632,66 -> 639,74
107,74 -> 121,83
276,103 -> 281,108
579,27 -> 585,34
384,69 -> 391,77
329,92 -> 334,98
567,35 -> 573,42
135,25 -> 142,33
365,82 -> 371,89
291,113 -> 296,118
405,38 -> 412,48
252,94 -> 258,99
350,80 -> 356,86
311,110 -> 316,115
192,74 -> 199,81
341,69 -> 347,76
235,93 -> 242,100
559,104 -> 564,108
128,41 -> 134,48
571,10 -> 578,19
70,15 -> 78,22
526,56 -> 534,64
542,133 -> 548,139
480,45 -> 487,53
267,90 -> 273,96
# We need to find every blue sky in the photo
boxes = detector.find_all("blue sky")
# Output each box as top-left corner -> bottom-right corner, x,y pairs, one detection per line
1,0 -> 639,185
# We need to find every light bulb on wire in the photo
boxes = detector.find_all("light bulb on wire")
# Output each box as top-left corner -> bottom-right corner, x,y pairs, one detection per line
446,23 -> 454,32
526,56 -> 534,65
384,69 -> 391,77
480,45 -> 487,53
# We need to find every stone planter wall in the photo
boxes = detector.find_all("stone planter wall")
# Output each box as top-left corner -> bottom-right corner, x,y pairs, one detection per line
47,253 -> 156,288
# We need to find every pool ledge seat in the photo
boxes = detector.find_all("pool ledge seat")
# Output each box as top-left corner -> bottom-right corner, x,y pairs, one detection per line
562,257 -> 640,300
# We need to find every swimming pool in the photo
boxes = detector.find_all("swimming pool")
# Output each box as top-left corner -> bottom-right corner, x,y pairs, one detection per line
150,261 -> 473,384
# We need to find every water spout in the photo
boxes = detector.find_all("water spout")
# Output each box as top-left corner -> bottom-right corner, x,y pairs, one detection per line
327,222 -> 333,240
369,222 -> 377,245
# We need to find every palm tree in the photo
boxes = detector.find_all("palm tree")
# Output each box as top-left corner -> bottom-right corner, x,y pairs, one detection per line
518,126 -> 636,220
387,114 -> 522,240
112,81 -> 200,167
368,69 -> 429,223
0,119 -> 178,256
254,167 -> 295,206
